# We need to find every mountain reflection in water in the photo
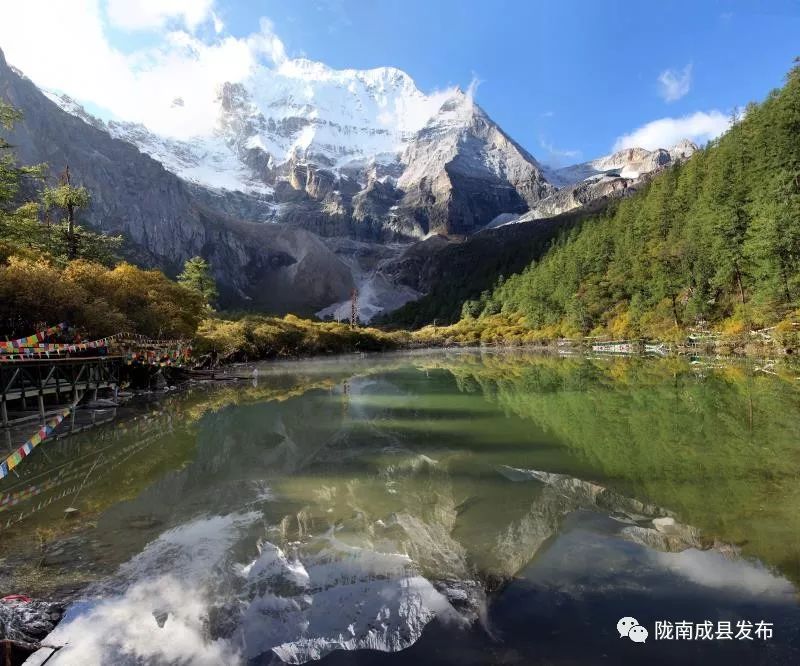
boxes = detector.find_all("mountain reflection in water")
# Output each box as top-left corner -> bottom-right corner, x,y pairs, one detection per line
3,351 -> 800,665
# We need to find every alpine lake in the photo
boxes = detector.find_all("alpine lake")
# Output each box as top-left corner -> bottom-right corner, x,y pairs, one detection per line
2,349 -> 800,665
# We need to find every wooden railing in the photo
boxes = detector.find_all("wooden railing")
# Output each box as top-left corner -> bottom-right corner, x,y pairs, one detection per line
0,357 -> 122,427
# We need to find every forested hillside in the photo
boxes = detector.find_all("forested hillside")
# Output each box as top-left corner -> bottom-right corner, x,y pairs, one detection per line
0,99 -> 398,354
379,210 -> 586,328
464,60 -> 800,339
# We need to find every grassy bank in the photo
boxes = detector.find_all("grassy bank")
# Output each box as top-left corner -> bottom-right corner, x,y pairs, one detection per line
192,311 -> 800,364
194,313 -> 408,360
407,312 -> 800,356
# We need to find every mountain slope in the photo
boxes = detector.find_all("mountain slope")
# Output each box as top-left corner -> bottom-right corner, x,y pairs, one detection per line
0,48 -> 353,312
33,45 -> 701,246
3,43 -> 707,323
396,92 -> 554,235
473,63 -> 800,337
378,207 -> 594,328
45,58 -> 447,194
40,56 -> 554,239
483,141 -> 700,226
546,141 -> 697,187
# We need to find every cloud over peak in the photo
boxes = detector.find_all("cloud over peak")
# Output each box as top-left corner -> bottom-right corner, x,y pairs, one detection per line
539,136 -> 582,167
0,0 -> 288,138
613,110 -> 731,152
657,63 -> 693,102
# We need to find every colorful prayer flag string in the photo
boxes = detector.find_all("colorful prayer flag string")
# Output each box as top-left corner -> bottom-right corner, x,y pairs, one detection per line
0,323 -> 68,352
0,407 -> 71,481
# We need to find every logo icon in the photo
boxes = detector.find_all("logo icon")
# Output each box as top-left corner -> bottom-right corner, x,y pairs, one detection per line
617,617 -> 648,643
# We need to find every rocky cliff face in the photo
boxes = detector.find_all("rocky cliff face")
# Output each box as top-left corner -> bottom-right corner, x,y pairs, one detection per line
492,140 -> 700,226
394,92 -> 555,235
40,54 -> 696,241
39,55 -> 555,240
0,48 -> 353,312
544,141 -> 697,188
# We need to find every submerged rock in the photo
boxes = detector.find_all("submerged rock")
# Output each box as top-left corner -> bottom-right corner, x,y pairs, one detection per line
0,596 -> 64,652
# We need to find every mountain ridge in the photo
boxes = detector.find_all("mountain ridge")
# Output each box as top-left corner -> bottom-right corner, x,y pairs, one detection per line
0,44 -> 701,320
41,57 -> 695,241
44,72 -> 557,238
457,60 -> 800,339
0,47 -> 355,313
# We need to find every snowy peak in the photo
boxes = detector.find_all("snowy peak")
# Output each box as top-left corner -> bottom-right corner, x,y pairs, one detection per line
496,139 -> 700,226
43,90 -> 276,197
222,57 -> 454,171
397,91 -> 474,189
391,90 -> 554,235
41,91 -> 104,131
34,47 -> 698,241
40,50 -> 549,236
275,58 -> 418,94
46,56 -> 459,195
668,138 -> 698,160
417,89 -> 482,133
399,90 -> 550,198
548,140 -> 698,187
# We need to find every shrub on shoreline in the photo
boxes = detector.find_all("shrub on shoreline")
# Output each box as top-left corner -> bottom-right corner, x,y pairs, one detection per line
195,313 -> 407,360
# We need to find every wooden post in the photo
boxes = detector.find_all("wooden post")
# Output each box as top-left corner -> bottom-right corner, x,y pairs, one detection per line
38,392 -> 45,423
1,398 -> 7,428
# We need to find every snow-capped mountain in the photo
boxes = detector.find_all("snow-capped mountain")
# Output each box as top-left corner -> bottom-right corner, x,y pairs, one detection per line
398,91 -> 550,198
488,140 -> 699,227
236,59 -> 450,167
45,58 -> 453,197
4,42 -> 700,318
395,91 -> 555,234
545,140 -> 697,187
41,51 -> 697,242
43,56 -> 556,238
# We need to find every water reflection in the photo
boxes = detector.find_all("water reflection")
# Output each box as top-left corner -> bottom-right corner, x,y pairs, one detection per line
2,351 -> 800,664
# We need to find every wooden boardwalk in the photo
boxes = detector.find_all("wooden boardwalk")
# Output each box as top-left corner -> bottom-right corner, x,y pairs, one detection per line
0,356 -> 122,428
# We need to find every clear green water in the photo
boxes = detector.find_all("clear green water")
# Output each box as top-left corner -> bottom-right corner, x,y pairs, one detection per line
1,350 -> 800,664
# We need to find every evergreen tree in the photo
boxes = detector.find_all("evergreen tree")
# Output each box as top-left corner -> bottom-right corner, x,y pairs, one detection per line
0,100 -> 46,255
468,57 -> 800,338
42,166 -> 90,260
178,256 -> 218,307
40,166 -> 121,265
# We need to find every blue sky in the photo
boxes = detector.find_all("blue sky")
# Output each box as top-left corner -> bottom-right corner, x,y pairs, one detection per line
229,0 -> 799,162
2,0 -> 798,164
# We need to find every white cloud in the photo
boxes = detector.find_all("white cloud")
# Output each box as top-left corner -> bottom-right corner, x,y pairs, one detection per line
0,0 -> 287,138
246,17 -> 288,65
465,75 -> 482,101
106,0 -> 216,32
211,12 -> 225,34
613,110 -> 731,151
657,63 -> 692,102
539,136 -> 582,167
